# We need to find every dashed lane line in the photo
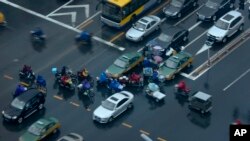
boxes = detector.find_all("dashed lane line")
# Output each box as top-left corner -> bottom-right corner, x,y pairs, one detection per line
174,3 -> 204,26
70,101 -> 80,107
188,21 -> 202,31
3,75 -> 13,80
109,32 -> 125,43
53,95 -> 63,100
157,137 -> 167,141
1,1 -> 125,51
122,122 -> 133,128
140,129 -> 150,136
182,29 -> 208,50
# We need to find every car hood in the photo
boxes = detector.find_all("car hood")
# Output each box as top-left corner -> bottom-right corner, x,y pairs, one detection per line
208,26 -> 227,37
3,105 -> 22,117
197,6 -> 217,18
126,28 -> 144,38
147,39 -> 171,49
94,106 -> 114,118
19,132 -> 40,141
106,64 -> 124,76
163,5 -> 180,15
158,66 -> 176,77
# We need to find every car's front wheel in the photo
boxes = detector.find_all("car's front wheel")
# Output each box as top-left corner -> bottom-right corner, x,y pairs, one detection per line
108,116 -> 114,122
238,24 -> 244,32
18,117 -> 23,124
222,37 -> 227,43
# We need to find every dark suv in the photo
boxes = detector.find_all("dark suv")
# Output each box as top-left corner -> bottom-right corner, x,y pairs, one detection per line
2,89 -> 46,124
163,0 -> 198,18
196,0 -> 234,22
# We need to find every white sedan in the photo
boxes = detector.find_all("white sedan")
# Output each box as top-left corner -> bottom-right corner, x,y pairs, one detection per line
93,91 -> 134,123
125,15 -> 161,42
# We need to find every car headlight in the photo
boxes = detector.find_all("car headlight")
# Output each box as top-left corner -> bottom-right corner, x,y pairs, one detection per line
172,12 -> 178,16
113,74 -> 119,78
12,116 -> 17,119
2,110 -> 4,115
207,16 -> 211,19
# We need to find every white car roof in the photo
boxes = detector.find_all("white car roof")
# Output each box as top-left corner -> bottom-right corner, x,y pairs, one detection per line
193,91 -> 212,101
107,91 -> 133,104
220,10 -> 242,23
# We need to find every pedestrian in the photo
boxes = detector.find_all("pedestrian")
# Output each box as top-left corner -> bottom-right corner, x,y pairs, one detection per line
239,0 -> 245,10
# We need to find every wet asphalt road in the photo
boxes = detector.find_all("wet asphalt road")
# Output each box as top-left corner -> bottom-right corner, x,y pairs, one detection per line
1,0 -> 250,141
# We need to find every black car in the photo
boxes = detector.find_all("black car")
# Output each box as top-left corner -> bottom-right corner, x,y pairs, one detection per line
146,26 -> 189,56
163,0 -> 198,18
197,0 -> 234,22
2,89 -> 46,124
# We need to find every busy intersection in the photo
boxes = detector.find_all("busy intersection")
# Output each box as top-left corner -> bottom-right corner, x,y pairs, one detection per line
1,0 -> 250,141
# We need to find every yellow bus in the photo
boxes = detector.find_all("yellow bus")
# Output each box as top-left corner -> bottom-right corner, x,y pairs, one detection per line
100,0 -> 163,28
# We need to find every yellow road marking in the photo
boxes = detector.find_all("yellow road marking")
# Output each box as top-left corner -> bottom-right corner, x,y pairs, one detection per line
149,0 -> 170,15
53,95 -> 63,100
79,19 -> 93,29
157,137 -> 167,141
3,75 -> 13,80
140,129 -> 150,135
70,102 -> 80,107
109,32 -> 124,43
122,122 -> 133,128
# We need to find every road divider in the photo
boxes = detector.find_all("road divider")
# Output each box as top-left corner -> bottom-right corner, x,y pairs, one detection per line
190,28 -> 250,81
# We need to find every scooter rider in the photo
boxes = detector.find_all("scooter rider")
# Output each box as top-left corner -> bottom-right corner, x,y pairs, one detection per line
22,65 -> 33,75
14,84 -> 27,98
31,27 -> 45,38
36,75 -> 46,87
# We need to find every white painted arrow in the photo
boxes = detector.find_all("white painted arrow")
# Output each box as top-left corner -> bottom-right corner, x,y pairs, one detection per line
196,43 -> 212,55
64,4 -> 89,18
49,12 -> 76,27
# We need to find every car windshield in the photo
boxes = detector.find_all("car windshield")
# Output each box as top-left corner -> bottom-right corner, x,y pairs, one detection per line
102,100 -> 116,111
133,21 -> 146,31
205,0 -> 219,9
171,0 -> 184,7
102,2 -> 123,21
165,59 -> 178,69
114,58 -> 128,68
158,33 -> 172,42
28,124 -> 44,136
11,98 -> 25,110
215,19 -> 229,30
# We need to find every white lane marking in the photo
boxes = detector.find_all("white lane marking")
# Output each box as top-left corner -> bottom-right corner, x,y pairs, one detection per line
188,21 -> 202,31
174,3 -> 204,26
64,4 -> 90,18
1,0 -> 125,51
76,11 -> 101,29
223,68 -> 250,91
182,29 -> 208,50
46,0 -> 73,17
49,12 -> 77,27
161,17 -> 166,23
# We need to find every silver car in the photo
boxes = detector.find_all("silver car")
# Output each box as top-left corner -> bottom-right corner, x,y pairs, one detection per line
126,15 -> 161,42
93,91 -> 134,123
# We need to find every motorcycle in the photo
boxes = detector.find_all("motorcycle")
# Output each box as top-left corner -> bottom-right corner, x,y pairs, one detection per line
19,70 -> 36,83
145,83 -> 166,102
0,12 -> 7,27
107,79 -> 125,93
119,73 -> 144,87
174,81 -> 191,97
77,79 -> 94,97
96,72 -> 110,86
75,31 -> 92,45
30,29 -> 46,44
77,69 -> 92,82
52,67 -> 77,90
